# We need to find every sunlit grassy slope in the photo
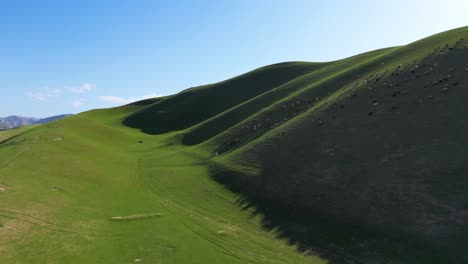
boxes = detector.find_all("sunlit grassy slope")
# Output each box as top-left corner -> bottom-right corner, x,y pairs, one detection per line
0,125 -> 38,143
2,26 -> 468,263
0,106 -> 322,263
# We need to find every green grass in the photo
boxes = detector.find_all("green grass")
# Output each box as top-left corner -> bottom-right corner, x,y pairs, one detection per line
0,106 -> 322,264
205,26 -> 468,263
0,125 -> 39,143
2,26 -> 468,263
124,62 -> 327,134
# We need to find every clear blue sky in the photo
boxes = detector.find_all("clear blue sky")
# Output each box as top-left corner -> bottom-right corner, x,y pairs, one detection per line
1,0 -> 467,117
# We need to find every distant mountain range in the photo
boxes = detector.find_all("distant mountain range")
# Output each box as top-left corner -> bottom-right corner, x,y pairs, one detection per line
0,114 -> 72,130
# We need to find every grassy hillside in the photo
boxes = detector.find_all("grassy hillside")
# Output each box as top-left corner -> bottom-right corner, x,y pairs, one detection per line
123,62 -> 327,134
206,26 -> 468,262
0,125 -> 38,143
2,26 -> 468,263
128,26 -> 468,263
0,106 -> 321,263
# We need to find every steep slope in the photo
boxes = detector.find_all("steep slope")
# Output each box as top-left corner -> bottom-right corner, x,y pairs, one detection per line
183,47 -> 395,146
207,26 -> 468,262
123,62 -> 327,134
120,26 -> 468,263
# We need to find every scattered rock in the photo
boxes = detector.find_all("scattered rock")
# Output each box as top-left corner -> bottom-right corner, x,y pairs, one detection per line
49,186 -> 60,191
441,87 -> 449,92
134,259 -> 142,262
52,137 -> 63,141
0,187 -> 6,192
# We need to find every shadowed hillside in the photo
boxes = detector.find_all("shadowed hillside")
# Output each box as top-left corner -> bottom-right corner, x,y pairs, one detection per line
122,26 -> 468,263
208,27 -> 468,262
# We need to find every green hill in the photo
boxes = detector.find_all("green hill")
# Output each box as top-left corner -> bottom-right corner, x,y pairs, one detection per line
123,62 -> 326,134
0,125 -> 38,143
1,26 -> 468,263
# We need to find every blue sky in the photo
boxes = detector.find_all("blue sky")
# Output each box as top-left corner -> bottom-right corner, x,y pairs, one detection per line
1,0 -> 467,117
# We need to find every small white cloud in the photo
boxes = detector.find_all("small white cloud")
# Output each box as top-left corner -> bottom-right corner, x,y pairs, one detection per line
72,99 -> 86,108
67,83 -> 95,93
127,93 -> 162,103
98,95 -> 127,104
27,88 -> 61,101
98,93 -> 161,104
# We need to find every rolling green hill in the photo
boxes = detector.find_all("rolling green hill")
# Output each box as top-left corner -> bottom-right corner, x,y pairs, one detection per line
0,125 -> 38,143
2,26 -> 468,263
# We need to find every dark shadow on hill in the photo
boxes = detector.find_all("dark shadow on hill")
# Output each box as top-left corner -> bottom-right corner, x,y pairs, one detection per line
204,40 -> 468,263
122,62 -> 324,135
209,165 -> 457,264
